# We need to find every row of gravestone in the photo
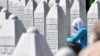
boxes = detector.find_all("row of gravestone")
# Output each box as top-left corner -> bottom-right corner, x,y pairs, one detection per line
0,0 -> 100,56
0,11 -> 53,56
0,0 -> 86,29
0,7 -> 26,56
0,0 -> 87,55
0,0 -> 87,34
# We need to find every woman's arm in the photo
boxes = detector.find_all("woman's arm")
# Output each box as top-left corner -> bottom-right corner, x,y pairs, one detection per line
70,28 -> 87,42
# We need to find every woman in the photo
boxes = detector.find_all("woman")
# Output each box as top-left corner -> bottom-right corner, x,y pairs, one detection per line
67,18 -> 87,49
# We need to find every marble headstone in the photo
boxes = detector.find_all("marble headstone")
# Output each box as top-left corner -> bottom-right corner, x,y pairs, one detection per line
0,8 -> 11,19
59,0 -> 71,14
12,27 -> 53,56
46,3 -> 67,54
70,0 -> 86,35
34,1 -> 49,36
8,0 -> 13,13
24,0 -> 37,29
0,15 -> 26,56
18,0 -> 28,26
0,0 -> 8,9
41,0 -> 50,3
59,0 -> 71,35
11,0 -> 20,16
0,8 -> 8,29
87,0 -> 100,44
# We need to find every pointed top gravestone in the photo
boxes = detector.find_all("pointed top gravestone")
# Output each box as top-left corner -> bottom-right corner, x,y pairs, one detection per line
87,0 -> 100,45
59,0 -> 71,35
71,0 -> 79,15
25,0 -> 34,11
1,8 -> 11,19
0,8 -> 7,20
24,0 -> 37,29
0,15 -> 26,56
34,0 -> 49,36
59,0 -> 71,10
88,0 -> 100,17
34,1 -> 49,13
46,3 -> 68,54
12,27 -> 53,56
0,8 -> 10,29
11,0 -> 20,16
18,0 -> 29,28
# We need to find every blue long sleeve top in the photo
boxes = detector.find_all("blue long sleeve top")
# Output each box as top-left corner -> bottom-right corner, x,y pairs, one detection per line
67,27 -> 87,48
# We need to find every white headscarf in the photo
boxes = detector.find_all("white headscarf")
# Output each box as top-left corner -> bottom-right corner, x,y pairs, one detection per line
72,18 -> 85,30
55,47 -> 76,56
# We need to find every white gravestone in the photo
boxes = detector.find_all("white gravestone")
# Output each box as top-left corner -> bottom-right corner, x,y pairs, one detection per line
0,8 -> 8,29
59,0 -> 71,35
24,0 -> 37,29
8,0 -> 13,13
0,0 -> 8,9
59,0 -> 71,14
0,15 -> 26,56
11,0 -> 20,16
18,0 -> 29,26
70,0 -> 86,35
46,3 -> 67,54
0,8 -> 10,19
87,0 -> 100,44
34,1 -> 49,36
12,27 -> 53,56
